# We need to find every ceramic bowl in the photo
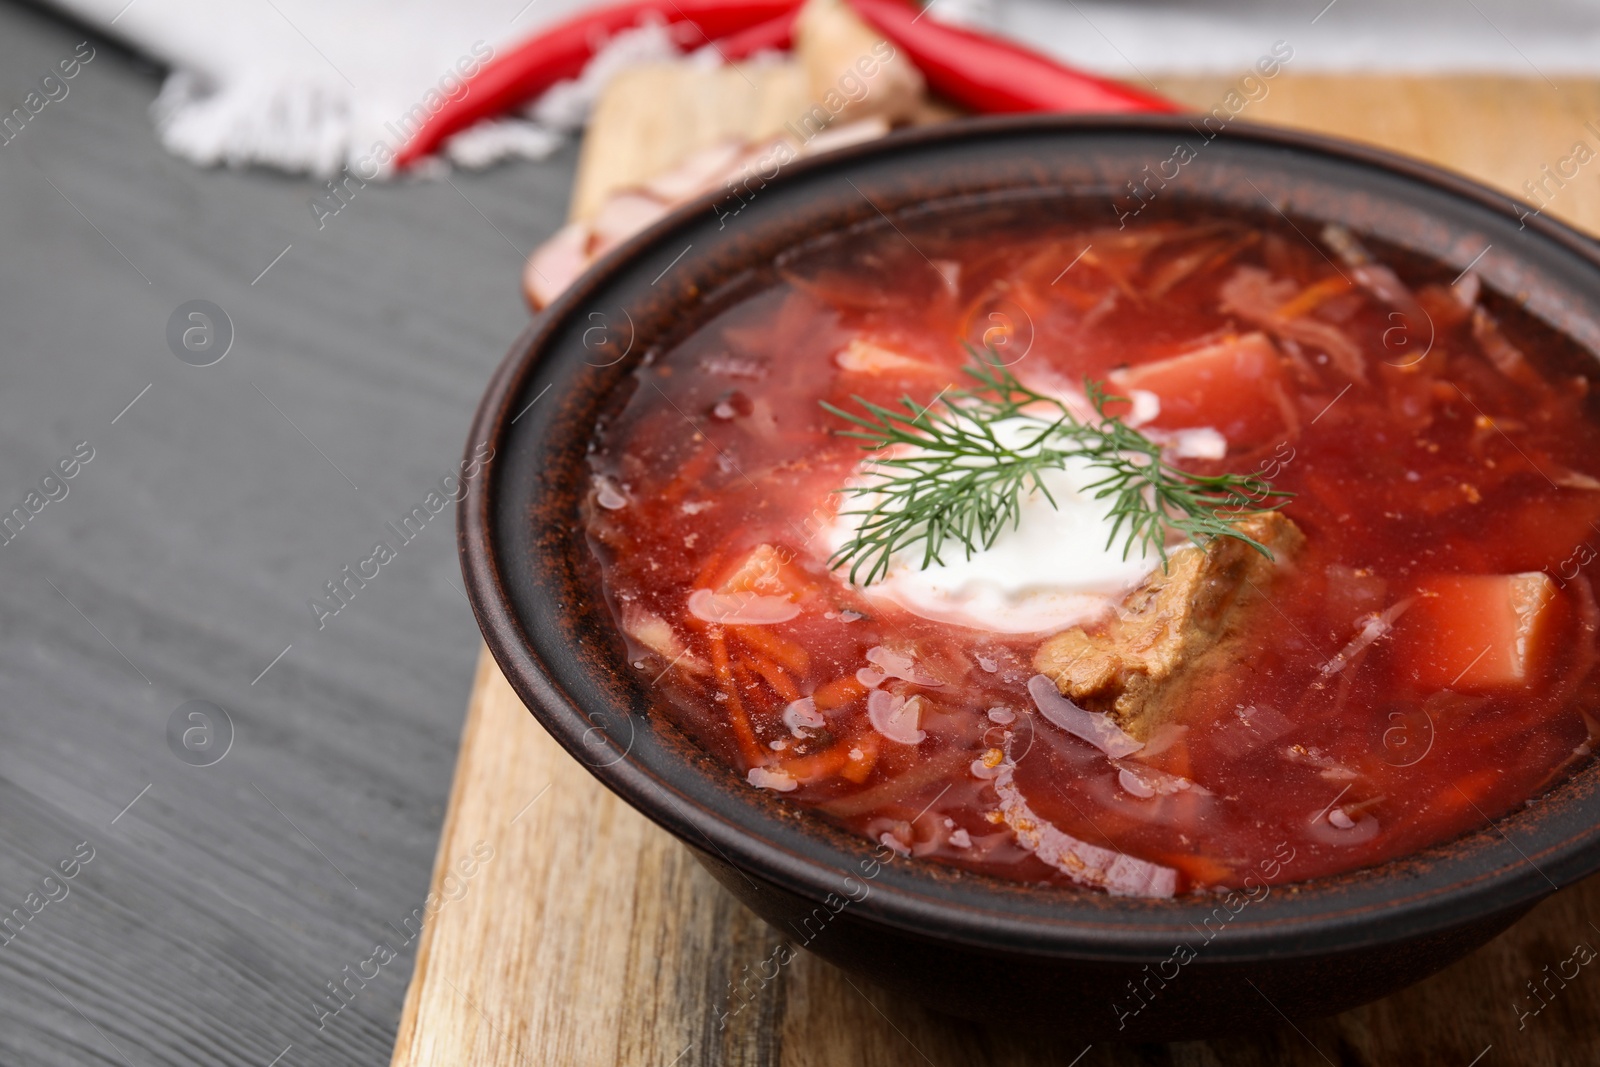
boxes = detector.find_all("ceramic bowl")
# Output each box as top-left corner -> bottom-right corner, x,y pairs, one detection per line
459,116 -> 1600,1040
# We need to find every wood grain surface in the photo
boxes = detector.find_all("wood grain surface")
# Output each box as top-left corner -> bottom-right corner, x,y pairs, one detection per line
0,5 -> 586,1066
392,69 -> 1600,1066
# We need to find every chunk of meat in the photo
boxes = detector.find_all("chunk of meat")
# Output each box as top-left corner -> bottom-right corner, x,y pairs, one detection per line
1032,511 -> 1304,739
1396,572 -> 1562,690
1110,331 -> 1291,447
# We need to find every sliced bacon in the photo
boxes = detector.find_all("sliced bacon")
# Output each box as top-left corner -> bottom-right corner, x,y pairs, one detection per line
524,220 -> 593,308
590,191 -> 673,257
641,140 -> 747,201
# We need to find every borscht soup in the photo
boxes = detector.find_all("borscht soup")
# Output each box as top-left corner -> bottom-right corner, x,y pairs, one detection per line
583,201 -> 1600,898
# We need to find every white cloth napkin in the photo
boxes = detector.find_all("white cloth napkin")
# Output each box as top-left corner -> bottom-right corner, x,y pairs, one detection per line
46,0 -> 657,176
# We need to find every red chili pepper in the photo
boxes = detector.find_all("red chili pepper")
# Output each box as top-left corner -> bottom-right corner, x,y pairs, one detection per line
716,7 -> 800,60
843,0 -> 1180,114
396,0 -> 803,167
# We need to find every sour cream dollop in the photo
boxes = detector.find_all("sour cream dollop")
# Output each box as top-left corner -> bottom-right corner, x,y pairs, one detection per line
821,415 -> 1176,633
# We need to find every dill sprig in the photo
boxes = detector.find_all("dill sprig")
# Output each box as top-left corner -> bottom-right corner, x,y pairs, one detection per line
821,353 -> 1290,586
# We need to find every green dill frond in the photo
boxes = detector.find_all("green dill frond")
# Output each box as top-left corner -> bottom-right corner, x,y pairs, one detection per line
822,350 -> 1291,586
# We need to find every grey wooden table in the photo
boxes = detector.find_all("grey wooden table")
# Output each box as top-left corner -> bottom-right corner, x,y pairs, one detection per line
0,4 -> 576,1063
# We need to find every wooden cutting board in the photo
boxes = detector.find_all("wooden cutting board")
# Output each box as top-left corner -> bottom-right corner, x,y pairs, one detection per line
391,69 -> 1600,1067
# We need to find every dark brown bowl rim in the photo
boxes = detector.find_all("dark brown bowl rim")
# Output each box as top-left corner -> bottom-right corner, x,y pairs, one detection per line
460,113 -> 1600,963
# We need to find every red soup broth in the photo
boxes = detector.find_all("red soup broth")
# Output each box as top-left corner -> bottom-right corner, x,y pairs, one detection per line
583,203 -> 1600,896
